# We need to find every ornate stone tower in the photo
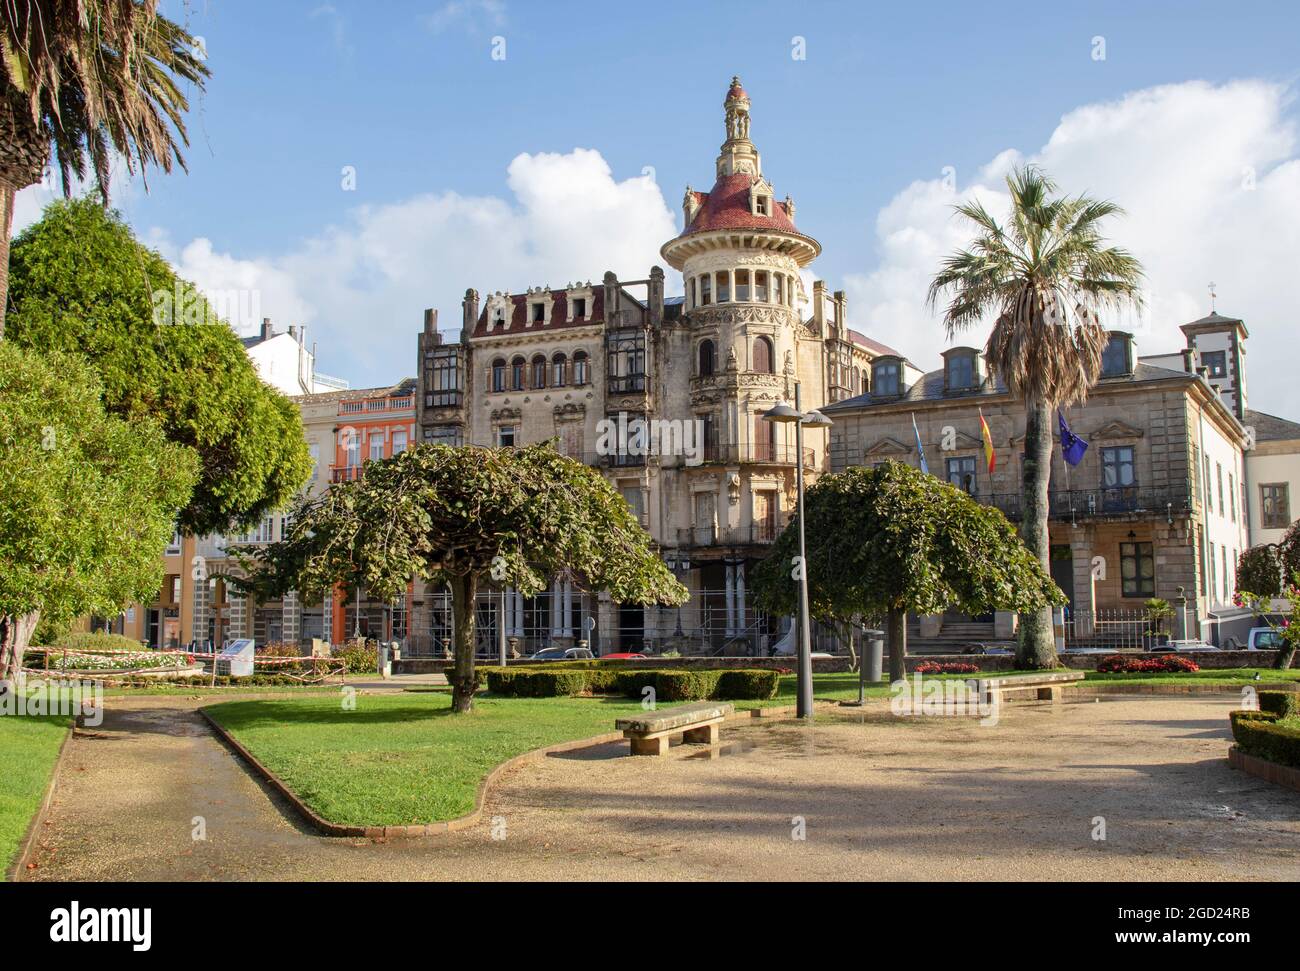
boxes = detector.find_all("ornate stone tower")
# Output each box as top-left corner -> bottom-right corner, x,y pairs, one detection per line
658,77 -> 827,645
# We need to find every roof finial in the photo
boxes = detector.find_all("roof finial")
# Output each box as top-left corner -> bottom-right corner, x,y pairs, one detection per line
1208,281 -> 1217,313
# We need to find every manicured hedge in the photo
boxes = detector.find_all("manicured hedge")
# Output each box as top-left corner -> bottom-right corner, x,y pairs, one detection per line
1229,709 -> 1278,731
1230,710 -> 1300,769
1258,690 -> 1299,720
484,666 -> 780,701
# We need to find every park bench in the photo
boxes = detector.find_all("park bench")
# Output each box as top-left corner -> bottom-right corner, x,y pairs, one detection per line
978,670 -> 1084,705
615,701 -> 735,756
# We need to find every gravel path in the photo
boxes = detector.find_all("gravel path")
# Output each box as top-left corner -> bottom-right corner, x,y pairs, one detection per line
24,693 -> 1300,881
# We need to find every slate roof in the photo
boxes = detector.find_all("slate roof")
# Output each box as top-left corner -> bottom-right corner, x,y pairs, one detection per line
1244,408 -> 1300,443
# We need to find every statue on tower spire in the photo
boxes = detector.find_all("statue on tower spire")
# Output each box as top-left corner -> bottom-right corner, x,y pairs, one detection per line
718,76 -> 760,178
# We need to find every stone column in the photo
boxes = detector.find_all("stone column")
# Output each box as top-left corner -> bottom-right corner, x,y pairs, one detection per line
1070,529 -> 1097,638
735,563 -> 746,634
322,591 -> 333,644
562,580 -> 574,636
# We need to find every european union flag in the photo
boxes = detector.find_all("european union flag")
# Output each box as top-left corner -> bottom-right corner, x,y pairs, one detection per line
1058,411 -> 1089,467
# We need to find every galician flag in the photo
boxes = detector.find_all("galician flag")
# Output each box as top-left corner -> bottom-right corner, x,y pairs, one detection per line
978,408 -> 996,475
911,413 -> 929,475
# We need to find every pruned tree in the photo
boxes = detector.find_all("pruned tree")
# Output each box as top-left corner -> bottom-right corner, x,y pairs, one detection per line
0,342 -> 198,681
1237,544 -> 1283,599
750,461 -> 1064,681
232,442 -> 688,712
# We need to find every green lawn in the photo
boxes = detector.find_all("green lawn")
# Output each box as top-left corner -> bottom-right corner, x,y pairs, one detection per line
0,712 -> 71,876
1081,667 -> 1300,686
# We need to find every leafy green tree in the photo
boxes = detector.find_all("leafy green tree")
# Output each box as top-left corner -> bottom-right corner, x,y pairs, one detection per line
6,198 -> 312,535
1,0 -> 208,335
750,461 -> 1063,681
1237,545 -> 1283,599
927,166 -> 1144,669
0,342 -> 198,681
233,442 -> 688,712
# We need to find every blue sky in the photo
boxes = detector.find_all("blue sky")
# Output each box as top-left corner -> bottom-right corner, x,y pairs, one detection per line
16,0 -> 1300,412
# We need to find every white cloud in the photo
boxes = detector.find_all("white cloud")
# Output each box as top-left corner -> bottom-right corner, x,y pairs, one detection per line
423,0 -> 507,34
844,79 -> 1300,417
151,148 -> 677,383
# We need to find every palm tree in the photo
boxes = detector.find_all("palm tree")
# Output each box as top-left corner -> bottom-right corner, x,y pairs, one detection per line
927,166 -> 1145,668
0,0 -> 208,336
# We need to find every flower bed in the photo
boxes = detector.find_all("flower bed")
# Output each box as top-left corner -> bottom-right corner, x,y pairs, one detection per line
914,661 -> 981,674
1096,653 -> 1200,674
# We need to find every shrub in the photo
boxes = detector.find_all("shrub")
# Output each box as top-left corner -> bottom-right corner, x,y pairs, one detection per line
485,669 -> 588,697
1230,709 -> 1278,731
1230,712 -> 1300,768
1096,653 -> 1200,674
1258,691 -> 1299,720
333,641 -> 378,674
48,631 -> 146,652
714,669 -> 780,700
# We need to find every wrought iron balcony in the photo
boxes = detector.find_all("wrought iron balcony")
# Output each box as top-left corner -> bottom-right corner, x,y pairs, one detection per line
980,486 -> 1193,522
676,523 -> 784,548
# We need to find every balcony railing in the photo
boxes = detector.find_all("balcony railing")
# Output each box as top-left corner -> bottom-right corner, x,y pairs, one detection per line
330,465 -> 364,483
981,486 -> 1193,522
700,442 -> 817,467
676,523 -> 784,548
338,397 -> 413,416
607,374 -> 646,394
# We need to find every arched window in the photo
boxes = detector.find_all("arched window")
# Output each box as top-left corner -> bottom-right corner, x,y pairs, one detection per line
510,356 -> 526,391
753,336 -> 773,374
531,354 -> 547,389
491,357 -> 507,393
573,351 -> 590,385
551,353 -> 568,387
698,340 -> 716,377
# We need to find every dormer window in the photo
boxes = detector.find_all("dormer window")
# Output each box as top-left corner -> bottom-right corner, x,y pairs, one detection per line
1100,333 -> 1133,378
755,195 -> 770,216
873,358 -> 901,397
531,302 -> 545,324
572,298 -> 587,319
944,350 -> 978,392
493,311 -> 506,330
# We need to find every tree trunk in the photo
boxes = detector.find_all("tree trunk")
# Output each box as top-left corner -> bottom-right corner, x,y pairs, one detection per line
0,180 -> 15,340
886,607 -> 907,683
448,572 -> 479,713
0,611 -> 40,685
1017,400 -> 1058,669
1274,641 -> 1295,671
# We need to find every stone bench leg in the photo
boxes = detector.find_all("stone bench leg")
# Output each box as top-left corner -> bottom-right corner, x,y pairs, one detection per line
683,723 -> 719,745
1036,685 -> 1062,702
629,735 -> 670,756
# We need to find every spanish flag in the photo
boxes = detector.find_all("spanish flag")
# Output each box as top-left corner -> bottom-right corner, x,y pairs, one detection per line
978,408 -> 996,475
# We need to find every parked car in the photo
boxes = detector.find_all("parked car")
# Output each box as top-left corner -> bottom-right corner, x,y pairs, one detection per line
1246,627 -> 1285,651
600,652 -> 647,660
527,647 -> 595,661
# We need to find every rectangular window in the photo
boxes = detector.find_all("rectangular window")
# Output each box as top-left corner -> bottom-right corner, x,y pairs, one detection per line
754,271 -> 769,302
946,456 -> 977,494
607,331 -> 646,394
1101,336 -> 1130,377
1101,446 -> 1136,487
946,355 -> 974,391
425,424 -> 462,447
715,271 -> 730,302
1120,541 -> 1155,598
1222,546 -> 1229,603
369,432 -> 385,461
1207,535 -> 1217,600
1203,453 -> 1213,513
531,302 -> 545,323
620,485 -> 645,523
1201,350 -> 1227,378
497,425 -> 516,448
754,490 -> 779,542
734,269 -> 750,302
392,429 -> 408,455
429,352 -> 461,407
165,531 -> 182,555
1216,462 -> 1224,514
1261,483 -> 1291,529
1228,473 -> 1236,521
700,275 -> 712,305
309,443 -> 320,481
774,275 -> 784,305
572,297 -> 587,319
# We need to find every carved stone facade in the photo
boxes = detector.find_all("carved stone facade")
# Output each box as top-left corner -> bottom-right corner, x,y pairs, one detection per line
410,78 -> 890,655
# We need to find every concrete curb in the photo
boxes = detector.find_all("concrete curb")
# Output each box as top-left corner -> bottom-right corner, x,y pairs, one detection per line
198,699 -> 803,839
1070,682 -> 1294,696
1227,745 -> 1300,793
7,721 -> 75,882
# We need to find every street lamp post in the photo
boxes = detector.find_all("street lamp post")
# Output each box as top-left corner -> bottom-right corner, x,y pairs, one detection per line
762,384 -> 832,720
